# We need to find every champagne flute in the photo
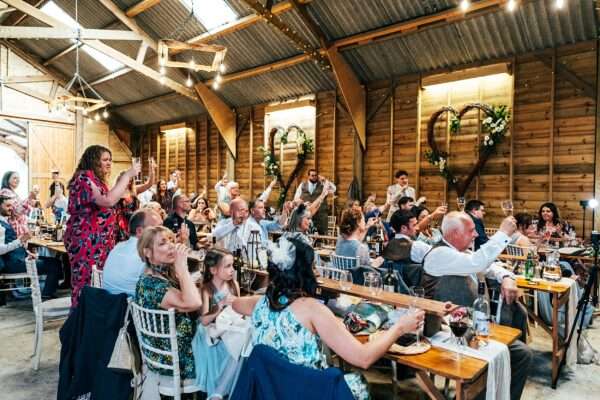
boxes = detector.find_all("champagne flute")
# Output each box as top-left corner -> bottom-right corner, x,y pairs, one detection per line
501,200 -> 514,216
339,270 -> 353,290
456,197 -> 466,212
410,286 -> 427,350
131,157 -> 141,184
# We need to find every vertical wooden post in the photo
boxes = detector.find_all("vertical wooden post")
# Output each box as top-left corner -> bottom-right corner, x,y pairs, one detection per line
549,48 -> 556,202
388,88 -> 394,182
509,57 -> 516,203
204,115 -> 209,191
314,97 -> 319,172
444,89 -> 451,203
165,132 -> 170,178
332,92 -> 337,214
593,40 -> 600,231
194,119 -> 199,193
249,108 -> 254,199
216,120 -> 221,179
476,81 -> 482,199
415,77 -> 423,196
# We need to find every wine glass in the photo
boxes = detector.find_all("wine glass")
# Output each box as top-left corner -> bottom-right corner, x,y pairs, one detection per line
501,200 -> 514,216
241,269 -> 256,292
338,270 -> 353,290
410,286 -> 428,350
131,157 -> 141,183
449,307 -> 471,360
364,272 -> 382,295
456,197 -> 466,212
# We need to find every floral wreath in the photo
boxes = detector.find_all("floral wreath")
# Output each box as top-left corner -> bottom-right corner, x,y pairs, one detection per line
425,103 -> 510,196
259,125 -> 314,207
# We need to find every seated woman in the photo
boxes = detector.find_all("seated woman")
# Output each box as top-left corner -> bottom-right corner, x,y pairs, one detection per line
189,196 -> 216,231
512,213 -> 536,247
233,236 -> 424,400
335,208 -> 383,268
193,248 -> 241,399
537,202 -> 574,241
413,206 -> 445,245
135,226 -> 203,382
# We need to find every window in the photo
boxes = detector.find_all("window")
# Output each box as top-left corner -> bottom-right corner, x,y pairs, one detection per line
181,0 -> 238,31
41,2 -> 124,72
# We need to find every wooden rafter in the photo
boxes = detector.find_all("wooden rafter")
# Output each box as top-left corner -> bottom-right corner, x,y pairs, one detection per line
97,0 -> 158,51
290,0 -> 330,48
194,83 -> 237,157
113,92 -> 180,111
1,0 -> 45,27
241,0 -> 330,70
125,0 -> 161,18
0,27 -> 144,41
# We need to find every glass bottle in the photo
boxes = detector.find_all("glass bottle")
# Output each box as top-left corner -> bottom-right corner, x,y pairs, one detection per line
473,281 -> 490,347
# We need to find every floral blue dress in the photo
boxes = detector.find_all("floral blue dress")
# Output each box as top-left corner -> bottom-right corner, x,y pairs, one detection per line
134,275 -> 197,380
251,296 -> 369,400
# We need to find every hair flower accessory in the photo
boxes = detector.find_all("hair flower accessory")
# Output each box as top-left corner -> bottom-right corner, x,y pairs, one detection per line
266,236 -> 296,271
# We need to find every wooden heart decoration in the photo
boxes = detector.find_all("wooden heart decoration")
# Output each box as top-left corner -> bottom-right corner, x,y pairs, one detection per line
261,125 -> 314,207
426,103 -> 509,197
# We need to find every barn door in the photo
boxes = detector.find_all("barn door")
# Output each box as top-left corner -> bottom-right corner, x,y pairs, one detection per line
28,122 -> 75,206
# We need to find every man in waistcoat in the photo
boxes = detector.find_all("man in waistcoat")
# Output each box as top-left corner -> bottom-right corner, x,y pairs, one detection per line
0,196 -> 60,300
384,210 -> 432,264
293,169 -> 335,235
422,211 -> 532,400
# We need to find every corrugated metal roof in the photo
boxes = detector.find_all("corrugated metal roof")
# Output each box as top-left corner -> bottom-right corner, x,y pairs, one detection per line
7,0 -> 599,128
217,61 -> 334,107
118,94 -> 205,126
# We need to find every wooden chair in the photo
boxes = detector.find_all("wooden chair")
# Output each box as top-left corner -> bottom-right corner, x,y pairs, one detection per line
130,300 -> 201,400
25,258 -> 71,370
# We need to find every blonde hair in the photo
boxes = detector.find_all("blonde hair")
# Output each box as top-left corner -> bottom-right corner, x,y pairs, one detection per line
137,226 -> 176,264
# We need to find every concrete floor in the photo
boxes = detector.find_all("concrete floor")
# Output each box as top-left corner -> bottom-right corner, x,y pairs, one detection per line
1,298 -> 599,400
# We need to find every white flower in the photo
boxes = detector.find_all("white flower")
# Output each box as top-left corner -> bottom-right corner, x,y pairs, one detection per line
297,135 -> 305,145
484,135 -> 490,141
488,139 -> 494,146
484,117 -> 492,124
434,160 -> 439,166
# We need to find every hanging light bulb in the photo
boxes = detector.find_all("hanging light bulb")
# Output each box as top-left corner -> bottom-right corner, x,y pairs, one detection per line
186,74 -> 193,87
102,109 -> 109,119
94,113 -> 100,121
160,66 -> 166,75
215,74 -> 223,84
460,0 -> 470,12
189,59 -> 195,70
555,0 -> 565,9
507,0 -> 517,12
219,63 -> 226,74
212,80 -> 220,90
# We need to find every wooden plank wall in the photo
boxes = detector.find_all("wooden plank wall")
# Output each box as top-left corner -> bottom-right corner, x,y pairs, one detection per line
136,41 -> 597,235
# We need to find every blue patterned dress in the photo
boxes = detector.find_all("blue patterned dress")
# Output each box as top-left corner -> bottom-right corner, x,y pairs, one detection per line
134,275 -> 197,380
251,296 -> 369,400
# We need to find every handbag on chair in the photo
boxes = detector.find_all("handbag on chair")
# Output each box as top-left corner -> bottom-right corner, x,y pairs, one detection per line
108,304 -> 141,375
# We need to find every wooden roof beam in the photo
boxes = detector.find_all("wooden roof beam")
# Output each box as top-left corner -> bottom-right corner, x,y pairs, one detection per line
113,92 -> 180,111
1,0 -> 45,27
97,0 -> 158,52
194,82 -> 237,157
125,0 -> 161,18
536,54 -> 596,98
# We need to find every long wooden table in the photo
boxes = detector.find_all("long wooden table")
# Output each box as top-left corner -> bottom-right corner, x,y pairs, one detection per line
28,237 -> 67,254
516,276 -> 571,389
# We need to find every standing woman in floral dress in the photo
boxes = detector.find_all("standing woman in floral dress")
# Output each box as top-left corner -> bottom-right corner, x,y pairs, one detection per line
64,145 -> 141,307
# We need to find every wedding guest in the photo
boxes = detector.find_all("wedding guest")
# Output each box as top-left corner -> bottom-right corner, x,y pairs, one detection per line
293,169 -> 336,235
45,184 -> 68,222
386,210 -> 432,264
398,196 -> 414,211
167,169 -> 182,194
512,213 -> 535,247
49,169 -> 65,199
135,226 -> 202,381
233,236 -> 425,400
142,201 -> 166,221
414,206 -> 446,245
248,199 -> 283,243
194,248 -> 241,399
421,212 -> 532,400
537,202 -> 571,240
335,208 -> 383,268
152,179 -> 175,214
0,196 -> 60,299
466,199 -> 488,250
189,196 -> 216,230
28,185 -> 42,209
386,170 -> 424,221
164,194 -> 198,250
213,198 -> 261,252
114,162 -> 155,242
103,209 -> 162,296
215,174 -> 241,219
0,171 -> 32,236
64,145 -> 140,307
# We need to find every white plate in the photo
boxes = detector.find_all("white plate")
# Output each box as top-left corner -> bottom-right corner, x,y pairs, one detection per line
558,247 -> 583,255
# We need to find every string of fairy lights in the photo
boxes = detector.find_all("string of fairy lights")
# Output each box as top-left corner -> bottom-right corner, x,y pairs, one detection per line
460,0 -> 566,12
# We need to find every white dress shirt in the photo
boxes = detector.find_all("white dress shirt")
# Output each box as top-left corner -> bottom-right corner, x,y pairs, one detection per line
293,180 -> 337,201
394,233 -> 432,263
423,231 -> 514,283
386,184 -> 416,220
103,237 -> 146,297
213,217 -> 262,252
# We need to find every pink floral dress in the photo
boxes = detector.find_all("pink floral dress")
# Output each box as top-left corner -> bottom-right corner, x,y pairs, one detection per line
64,170 -> 116,307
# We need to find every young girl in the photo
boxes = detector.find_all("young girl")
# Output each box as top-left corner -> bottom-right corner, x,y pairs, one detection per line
193,248 -> 241,400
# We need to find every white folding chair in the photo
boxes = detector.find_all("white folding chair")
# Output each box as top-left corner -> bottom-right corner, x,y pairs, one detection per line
91,265 -> 103,288
25,258 -> 71,370
331,254 -> 359,270
130,299 -> 200,400
505,244 -> 526,258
